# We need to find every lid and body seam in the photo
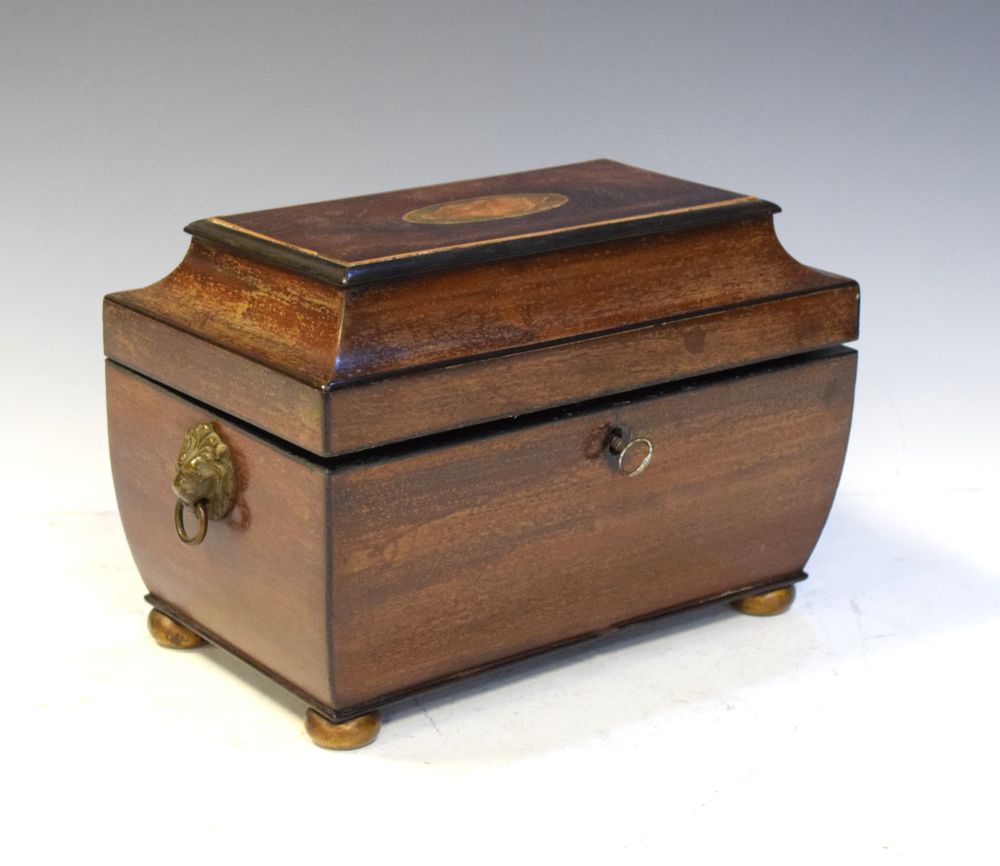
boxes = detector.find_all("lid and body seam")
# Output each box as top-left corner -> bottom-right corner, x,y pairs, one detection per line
104,277 -> 858,457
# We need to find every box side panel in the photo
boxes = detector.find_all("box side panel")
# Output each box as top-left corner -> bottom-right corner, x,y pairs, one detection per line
330,350 -> 856,709
106,362 -> 333,709
105,299 -> 326,454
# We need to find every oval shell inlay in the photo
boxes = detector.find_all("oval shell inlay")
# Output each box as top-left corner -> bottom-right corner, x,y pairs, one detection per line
403,192 -> 569,225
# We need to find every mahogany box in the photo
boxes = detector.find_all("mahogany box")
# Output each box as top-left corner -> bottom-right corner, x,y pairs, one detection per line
104,159 -> 859,749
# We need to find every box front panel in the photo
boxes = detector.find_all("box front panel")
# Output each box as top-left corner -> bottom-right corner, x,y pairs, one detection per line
329,350 -> 856,708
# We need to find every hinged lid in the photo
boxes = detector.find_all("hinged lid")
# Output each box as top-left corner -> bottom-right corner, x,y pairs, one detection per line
104,160 -> 859,457
186,160 -> 777,286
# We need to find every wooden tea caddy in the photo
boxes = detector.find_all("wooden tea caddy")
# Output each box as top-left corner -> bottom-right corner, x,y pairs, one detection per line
104,160 -> 859,749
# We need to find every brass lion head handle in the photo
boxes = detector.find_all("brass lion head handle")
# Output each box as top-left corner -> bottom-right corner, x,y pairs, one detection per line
172,423 -> 236,545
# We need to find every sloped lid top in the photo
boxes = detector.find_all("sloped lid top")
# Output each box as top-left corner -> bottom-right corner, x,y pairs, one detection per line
186,159 -> 777,286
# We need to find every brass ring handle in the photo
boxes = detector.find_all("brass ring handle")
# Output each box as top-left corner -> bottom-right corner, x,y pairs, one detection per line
175,499 -> 209,545
171,423 -> 237,546
607,430 -> 654,477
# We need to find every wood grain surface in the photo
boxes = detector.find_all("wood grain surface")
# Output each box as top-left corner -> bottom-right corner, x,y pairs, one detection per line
106,362 -> 334,708
328,349 -> 857,707
185,159 -> 776,285
327,283 -> 857,452
105,215 -> 858,456
106,347 -> 857,717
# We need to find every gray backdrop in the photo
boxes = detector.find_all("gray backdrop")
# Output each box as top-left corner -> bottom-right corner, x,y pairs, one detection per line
2,0 -> 998,514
